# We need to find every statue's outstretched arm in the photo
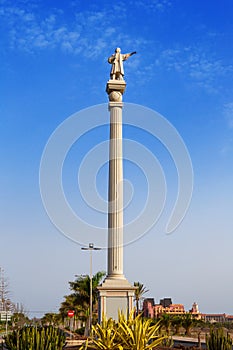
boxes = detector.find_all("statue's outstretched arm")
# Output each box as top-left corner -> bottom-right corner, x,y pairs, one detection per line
122,51 -> 137,61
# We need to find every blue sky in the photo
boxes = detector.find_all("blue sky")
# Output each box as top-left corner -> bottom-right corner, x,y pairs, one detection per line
1,0 -> 233,317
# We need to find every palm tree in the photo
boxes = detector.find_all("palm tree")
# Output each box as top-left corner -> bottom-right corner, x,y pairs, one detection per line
160,313 -> 172,336
11,312 -> 30,329
134,282 -> 149,315
41,313 -> 61,326
171,315 -> 183,335
59,294 -> 84,328
60,272 -> 105,334
69,272 -> 105,312
182,313 -> 195,336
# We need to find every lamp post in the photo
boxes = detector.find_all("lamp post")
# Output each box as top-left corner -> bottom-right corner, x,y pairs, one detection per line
81,243 -> 101,334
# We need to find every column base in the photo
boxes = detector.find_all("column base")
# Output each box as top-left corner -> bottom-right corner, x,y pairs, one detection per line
98,277 -> 136,322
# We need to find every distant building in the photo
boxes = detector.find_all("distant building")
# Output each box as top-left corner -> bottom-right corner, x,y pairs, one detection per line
143,298 -> 186,318
201,313 -> 233,323
202,314 -> 226,323
143,298 -> 155,318
160,298 -> 172,308
189,302 -> 202,319
143,297 -> 233,322
143,298 -> 201,319
226,315 -> 233,322
154,303 -> 185,318
190,302 -> 199,313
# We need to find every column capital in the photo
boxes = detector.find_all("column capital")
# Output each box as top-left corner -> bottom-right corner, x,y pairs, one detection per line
106,80 -> 126,95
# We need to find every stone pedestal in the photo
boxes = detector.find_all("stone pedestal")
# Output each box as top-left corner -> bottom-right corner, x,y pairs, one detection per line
98,277 -> 135,321
98,80 -> 135,322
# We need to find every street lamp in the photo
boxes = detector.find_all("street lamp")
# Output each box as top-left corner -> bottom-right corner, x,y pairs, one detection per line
81,243 -> 101,334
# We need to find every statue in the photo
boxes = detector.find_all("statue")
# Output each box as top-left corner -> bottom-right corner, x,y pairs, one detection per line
108,48 -> 136,80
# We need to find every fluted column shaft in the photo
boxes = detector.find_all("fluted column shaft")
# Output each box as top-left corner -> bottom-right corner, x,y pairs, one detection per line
108,102 -> 124,277
97,80 -> 135,323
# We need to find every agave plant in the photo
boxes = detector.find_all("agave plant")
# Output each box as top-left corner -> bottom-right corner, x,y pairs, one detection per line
85,311 -> 166,350
91,317 -> 121,350
117,311 -> 166,350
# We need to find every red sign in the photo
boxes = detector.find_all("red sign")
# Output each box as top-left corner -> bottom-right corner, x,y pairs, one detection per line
67,310 -> 75,318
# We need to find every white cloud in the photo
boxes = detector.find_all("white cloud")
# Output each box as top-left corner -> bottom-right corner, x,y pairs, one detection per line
1,1 -> 231,94
132,0 -> 172,12
155,46 -> 233,93
0,2 -> 148,63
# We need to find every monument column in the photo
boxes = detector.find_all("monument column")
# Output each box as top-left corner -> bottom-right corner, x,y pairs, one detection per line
98,73 -> 136,321
108,96 -> 124,278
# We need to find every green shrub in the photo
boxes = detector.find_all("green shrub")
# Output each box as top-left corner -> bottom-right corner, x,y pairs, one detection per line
206,328 -> 232,350
4,325 -> 66,350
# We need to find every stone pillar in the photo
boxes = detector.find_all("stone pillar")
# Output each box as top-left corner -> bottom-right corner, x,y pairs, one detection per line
98,80 -> 136,322
108,100 -> 124,277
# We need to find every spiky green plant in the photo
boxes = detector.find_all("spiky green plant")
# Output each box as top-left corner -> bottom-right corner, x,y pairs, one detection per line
91,316 -> 120,350
206,328 -> 232,350
86,311 -> 166,350
4,326 -> 66,350
117,311 -> 166,350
